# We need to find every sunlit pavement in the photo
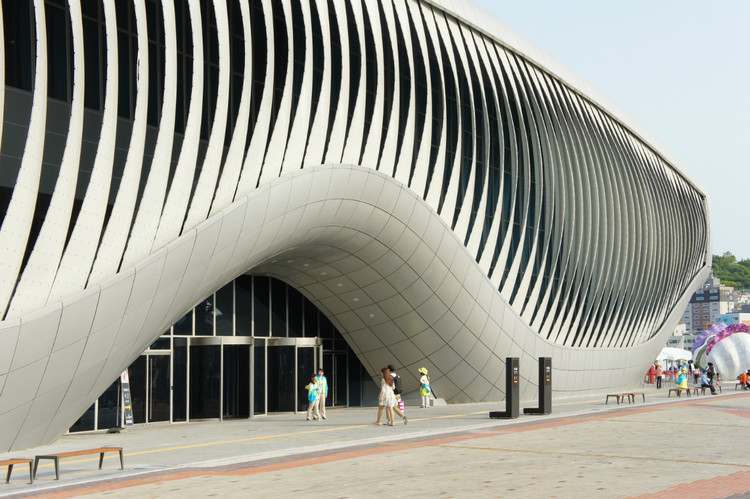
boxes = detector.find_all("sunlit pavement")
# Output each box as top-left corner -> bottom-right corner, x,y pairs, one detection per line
2,384 -> 750,498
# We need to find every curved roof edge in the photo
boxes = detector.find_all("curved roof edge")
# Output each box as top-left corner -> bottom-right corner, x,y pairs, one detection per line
426,0 -> 707,196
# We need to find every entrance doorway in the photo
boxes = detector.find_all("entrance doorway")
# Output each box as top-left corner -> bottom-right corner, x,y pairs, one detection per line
223,345 -> 250,419
184,337 -> 322,419
129,352 -> 171,424
256,337 -> 321,414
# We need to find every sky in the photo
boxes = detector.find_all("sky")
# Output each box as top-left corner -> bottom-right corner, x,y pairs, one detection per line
471,1 -> 750,260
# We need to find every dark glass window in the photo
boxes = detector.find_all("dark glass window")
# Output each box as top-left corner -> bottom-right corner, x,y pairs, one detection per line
288,286 -> 304,337
253,276 -> 270,336
304,299 -> 318,337
271,278 -> 286,336
46,2 -> 70,101
194,296 -> 214,335
83,18 -> 102,109
235,275 -> 253,335
173,310 -> 193,335
216,282 -> 234,336
4,0 -> 33,91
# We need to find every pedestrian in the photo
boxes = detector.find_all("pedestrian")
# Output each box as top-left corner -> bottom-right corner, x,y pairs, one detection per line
316,368 -> 328,420
677,367 -> 688,389
707,362 -> 716,384
386,364 -> 405,418
418,367 -> 431,407
306,374 -> 320,421
655,363 -> 663,389
700,370 -> 716,395
647,364 -> 655,384
692,362 -> 700,385
387,364 -> 407,423
739,370 -> 749,390
375,367 -> 397,426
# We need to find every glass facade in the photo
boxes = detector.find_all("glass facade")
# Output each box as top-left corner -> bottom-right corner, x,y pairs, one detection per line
69,275 -> 367,432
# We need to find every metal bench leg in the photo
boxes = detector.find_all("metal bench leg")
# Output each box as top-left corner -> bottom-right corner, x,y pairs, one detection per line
54,457 -> 59,480
99,453 -> 104,470
119,449 -> 124,470
32,458 -> 39,479
6,464 -> 12,484
28,461 -> 32,484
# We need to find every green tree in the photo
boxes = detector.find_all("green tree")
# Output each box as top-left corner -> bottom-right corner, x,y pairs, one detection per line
713,252 -> 750,289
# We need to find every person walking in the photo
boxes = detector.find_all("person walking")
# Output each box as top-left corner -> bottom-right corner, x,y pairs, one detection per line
707,362 -> 716,384
306,375 -> 321,421
379,367 -> 397,425
387,364 -> 407,423
655,364 -> 663,389
316,369 -> 328,420
418,367 -> 431,407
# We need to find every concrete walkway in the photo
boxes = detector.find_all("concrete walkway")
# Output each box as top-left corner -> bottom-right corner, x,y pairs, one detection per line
2,385 -> 749,498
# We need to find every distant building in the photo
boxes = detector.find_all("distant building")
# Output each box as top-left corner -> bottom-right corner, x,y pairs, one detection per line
718,313 -> 750,327
666,323 -> 701,351
682,276 -> 739,332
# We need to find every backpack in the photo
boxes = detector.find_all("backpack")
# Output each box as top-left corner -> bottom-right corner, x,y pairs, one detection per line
392,373 -> 403,395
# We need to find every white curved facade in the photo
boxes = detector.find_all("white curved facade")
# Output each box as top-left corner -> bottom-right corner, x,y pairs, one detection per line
0,0 -> 710,451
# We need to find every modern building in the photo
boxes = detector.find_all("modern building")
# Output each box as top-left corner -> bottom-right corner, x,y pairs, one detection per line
682,277 -> 738,332
0,0 -> 711,451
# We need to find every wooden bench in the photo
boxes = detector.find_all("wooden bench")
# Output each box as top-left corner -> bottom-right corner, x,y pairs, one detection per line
1,458 -> 33,484
33,447 -> 123,480
606,393 -> 633,404
668,388 -> 692,397
630,392 -> 645,402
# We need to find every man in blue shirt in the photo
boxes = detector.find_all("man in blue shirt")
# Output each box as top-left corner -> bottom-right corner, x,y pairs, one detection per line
700,370 -> 716,395
316,369 -> 328,420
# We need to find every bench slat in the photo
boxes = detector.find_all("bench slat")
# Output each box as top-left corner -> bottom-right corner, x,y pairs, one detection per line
34,447 -> 124,480
36,447 -> 122,460
1,458 -> 33,484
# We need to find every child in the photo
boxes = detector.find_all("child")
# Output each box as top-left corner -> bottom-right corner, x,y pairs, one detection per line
306,374 -> 320,421
418,367 -> 431,408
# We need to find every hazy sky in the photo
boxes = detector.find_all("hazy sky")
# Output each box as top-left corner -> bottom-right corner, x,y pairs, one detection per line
471,1 -> 750,260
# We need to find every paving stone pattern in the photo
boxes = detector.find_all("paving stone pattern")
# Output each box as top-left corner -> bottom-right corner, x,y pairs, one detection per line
2,388 -> 750,498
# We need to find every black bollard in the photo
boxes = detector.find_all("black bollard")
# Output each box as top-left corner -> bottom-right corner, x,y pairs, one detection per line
523,357 -> 552,415
489,357 -> 519,419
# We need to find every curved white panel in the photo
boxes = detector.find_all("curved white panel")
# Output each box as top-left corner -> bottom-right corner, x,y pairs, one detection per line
48,0 -> 119,304
211,0 -> 253,213
8,0 -> 87,318
152,0 -> 205,250
121,0 -> 179,270
0,0 -> 48,315
0,165 -> 709,452
88,0 -> 151,286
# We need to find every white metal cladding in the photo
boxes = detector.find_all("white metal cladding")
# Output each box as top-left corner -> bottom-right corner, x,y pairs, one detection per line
0,0 -> 710,450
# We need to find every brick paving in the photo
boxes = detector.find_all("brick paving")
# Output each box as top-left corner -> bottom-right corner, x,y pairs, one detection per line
2,388 -> 749,498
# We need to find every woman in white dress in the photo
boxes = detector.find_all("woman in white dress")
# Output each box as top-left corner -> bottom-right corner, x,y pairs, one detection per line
379,367 -> 397,425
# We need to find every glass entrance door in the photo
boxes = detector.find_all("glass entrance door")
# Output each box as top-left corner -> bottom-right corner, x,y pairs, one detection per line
148,354 -> 171,422
189,345 -> 221,419
223,344 -> 250,419
262,338 -> 321,414
296,346 -> 316,412
323,352 -> 349,407
267,346 -> 295,412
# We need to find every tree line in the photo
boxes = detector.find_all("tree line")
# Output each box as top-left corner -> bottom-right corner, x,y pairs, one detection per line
713,252 -> 750,289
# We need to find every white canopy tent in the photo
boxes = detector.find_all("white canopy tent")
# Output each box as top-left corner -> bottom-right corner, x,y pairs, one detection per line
656,347 -> 693,362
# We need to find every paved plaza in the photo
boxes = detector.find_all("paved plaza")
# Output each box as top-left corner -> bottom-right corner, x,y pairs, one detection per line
2,385 -> 750,498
